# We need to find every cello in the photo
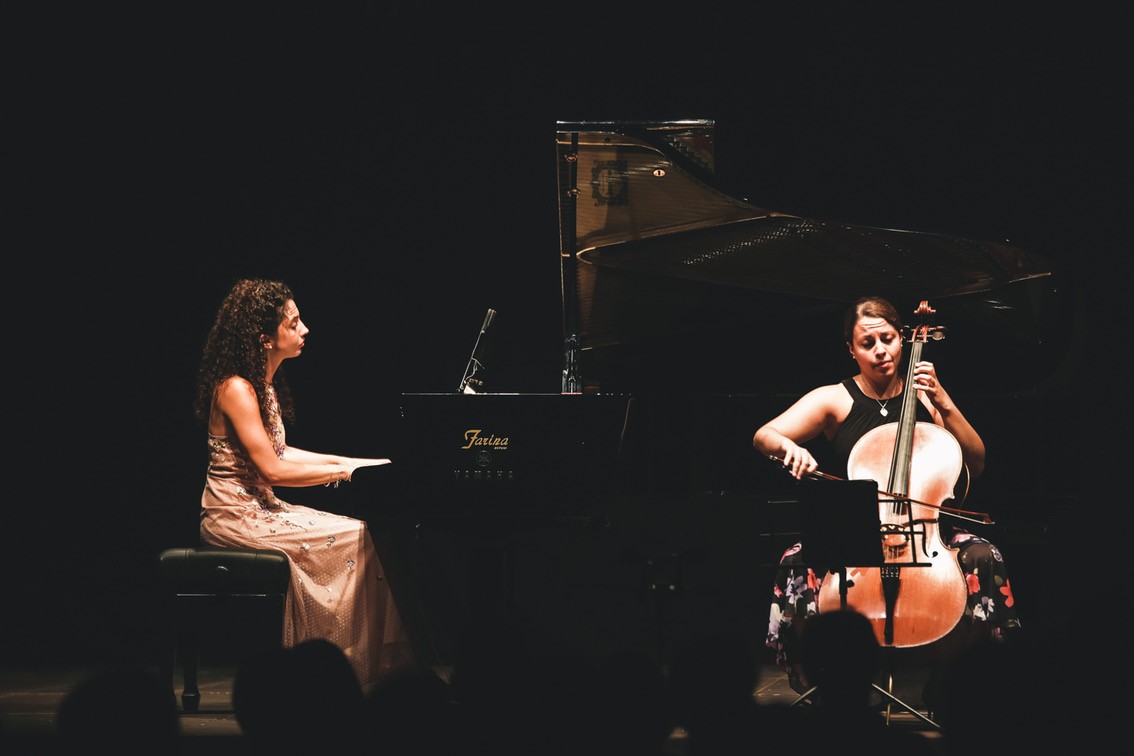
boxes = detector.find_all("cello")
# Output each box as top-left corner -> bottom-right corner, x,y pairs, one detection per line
816,300 -> 969,648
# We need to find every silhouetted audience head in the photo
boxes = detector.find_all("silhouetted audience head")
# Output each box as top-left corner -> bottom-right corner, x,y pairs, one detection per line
234,638 -> 363,752
450,619 -> 603,756
801,608 -> 881,708
797,609 -> 939,754
55,665 -> 181,754
448,619 -> 675,756
667,631 -> 761,719
592,648 -> 672,756
666,631 -> 769,755
939,634 -> 1064,751
448,616 -> 534,709
363,665 -> 457,756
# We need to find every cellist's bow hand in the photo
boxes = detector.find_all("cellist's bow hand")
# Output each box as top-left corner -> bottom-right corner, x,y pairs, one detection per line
772,443 -> 818,480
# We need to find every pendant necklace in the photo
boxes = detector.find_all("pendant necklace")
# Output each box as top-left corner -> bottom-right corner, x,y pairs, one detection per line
860,377 -> 899,416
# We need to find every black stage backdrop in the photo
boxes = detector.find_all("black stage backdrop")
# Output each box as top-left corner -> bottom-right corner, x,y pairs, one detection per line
9,4 -> 1118,669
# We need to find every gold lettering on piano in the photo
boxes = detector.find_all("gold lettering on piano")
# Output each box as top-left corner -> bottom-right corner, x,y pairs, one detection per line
452,469 -> 514,481
460,429 -> 509,450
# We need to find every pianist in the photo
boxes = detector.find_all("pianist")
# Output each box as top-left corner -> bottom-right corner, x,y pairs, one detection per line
194,278 -> 415,688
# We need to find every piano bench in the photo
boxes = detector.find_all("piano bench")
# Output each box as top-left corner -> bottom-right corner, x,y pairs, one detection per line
157,546 -> 291,713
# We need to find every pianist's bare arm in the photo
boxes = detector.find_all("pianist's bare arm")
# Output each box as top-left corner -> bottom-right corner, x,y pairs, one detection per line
216,375 -> 362,488
282,445 -> 391,478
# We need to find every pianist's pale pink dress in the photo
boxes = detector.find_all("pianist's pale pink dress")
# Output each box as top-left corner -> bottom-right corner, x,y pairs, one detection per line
199,387 -> 412,688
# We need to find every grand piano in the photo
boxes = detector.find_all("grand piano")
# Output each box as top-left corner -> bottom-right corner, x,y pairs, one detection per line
556,119 -> 1068,397
362,120 -> 1079,674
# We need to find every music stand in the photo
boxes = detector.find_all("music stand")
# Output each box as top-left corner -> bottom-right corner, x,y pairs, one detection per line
790,477 -> 939,728
799,477 -> 883,583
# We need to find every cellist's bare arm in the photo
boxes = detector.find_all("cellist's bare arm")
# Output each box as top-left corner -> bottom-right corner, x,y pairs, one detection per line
753,384 -> 846,479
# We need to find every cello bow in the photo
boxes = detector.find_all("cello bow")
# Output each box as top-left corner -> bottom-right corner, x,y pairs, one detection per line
765,455 -> 994,525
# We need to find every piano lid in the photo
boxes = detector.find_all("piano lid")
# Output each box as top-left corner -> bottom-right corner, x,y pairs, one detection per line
556,120 -> 1073,396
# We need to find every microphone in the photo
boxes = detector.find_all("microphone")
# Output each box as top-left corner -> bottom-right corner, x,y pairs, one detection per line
481,308 -> 496,332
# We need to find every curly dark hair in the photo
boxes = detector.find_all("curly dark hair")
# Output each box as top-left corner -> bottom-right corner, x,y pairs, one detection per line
194,279 -> 298,428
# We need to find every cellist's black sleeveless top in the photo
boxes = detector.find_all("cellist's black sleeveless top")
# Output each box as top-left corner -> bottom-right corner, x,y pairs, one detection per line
829,378 -> 932,478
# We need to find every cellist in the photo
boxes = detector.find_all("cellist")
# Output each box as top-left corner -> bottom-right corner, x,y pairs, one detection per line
751,295 -> 1021,695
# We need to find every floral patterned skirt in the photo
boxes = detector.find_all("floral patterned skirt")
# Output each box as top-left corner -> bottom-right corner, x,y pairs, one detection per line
765,530 -> 1021,690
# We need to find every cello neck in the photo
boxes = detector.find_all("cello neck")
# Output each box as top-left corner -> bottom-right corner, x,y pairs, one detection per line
889,300 -> 944,498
